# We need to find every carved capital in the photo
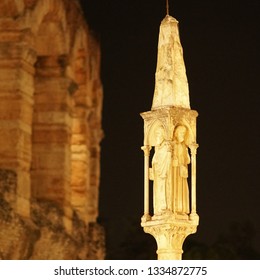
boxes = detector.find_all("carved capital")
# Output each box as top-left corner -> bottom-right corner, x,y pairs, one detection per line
142,219 -> 198,260
141,214 -> 151,223
141,145 -> 151,156
189,143 -> 199,155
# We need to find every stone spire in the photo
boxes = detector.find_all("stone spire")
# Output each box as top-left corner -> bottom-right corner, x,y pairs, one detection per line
152,15 -> 190,109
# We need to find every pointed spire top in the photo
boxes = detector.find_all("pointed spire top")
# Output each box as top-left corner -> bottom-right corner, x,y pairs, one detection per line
151,12 -> 190,110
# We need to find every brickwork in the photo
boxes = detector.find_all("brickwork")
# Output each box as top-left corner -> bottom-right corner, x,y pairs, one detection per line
0,0 -> 104,259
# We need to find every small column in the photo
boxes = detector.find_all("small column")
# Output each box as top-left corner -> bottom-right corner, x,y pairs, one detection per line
141,145 -> 151,222
189,143 -> 199,217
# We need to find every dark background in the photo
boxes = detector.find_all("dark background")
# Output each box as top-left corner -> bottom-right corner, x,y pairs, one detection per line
81,0 -> 260,259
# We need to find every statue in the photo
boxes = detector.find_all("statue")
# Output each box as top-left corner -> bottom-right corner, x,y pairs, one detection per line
149,126 -> 171,215
149,124 -> 191,216
172,125 -> 190,214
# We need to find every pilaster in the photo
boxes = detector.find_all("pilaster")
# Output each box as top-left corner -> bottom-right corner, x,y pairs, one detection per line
70,85 -> 91,222
0,23 -> 36,217
87,80 -> 103,223
31,54 -> 73,230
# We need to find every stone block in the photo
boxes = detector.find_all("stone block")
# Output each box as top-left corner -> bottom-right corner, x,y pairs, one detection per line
32,129 -> 70,143
0,96 -> 33,126
71,160 -> 87,186
0,127 -> 31,162
31,172 -> 66,202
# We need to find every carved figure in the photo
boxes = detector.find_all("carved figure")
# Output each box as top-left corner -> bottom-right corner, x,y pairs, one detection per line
172,125 -> 190,214
150,126 -> 171,215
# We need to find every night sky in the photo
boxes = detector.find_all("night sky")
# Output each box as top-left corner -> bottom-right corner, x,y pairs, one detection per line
81,0 -> 260,258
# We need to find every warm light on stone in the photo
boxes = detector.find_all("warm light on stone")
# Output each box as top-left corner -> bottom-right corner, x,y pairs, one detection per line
0,0 -> 104,260
141,14 -> 199,260
152,15 -> 190,109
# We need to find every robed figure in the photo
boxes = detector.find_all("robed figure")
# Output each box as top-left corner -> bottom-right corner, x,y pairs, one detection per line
150,126 -> 171,215
172,125 -> 190,214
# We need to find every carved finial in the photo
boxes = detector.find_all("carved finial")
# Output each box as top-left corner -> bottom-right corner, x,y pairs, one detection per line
152,14 -> 190,109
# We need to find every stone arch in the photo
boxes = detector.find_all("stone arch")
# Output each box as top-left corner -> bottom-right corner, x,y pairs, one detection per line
67,26 -> 89,86
68,24 -> 103,223
145,119 -> 167,147
0,0 -> 105,258
174,119 -> 195,146
0,0 -> 24,17
29,0 -> 67,36
0,0 -> 103,227
27,0 -> 104,225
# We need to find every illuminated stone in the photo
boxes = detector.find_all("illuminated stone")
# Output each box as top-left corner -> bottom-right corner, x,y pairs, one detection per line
152,16 -> 190,109
141,15 -> 199,260
0,0 -> 104,260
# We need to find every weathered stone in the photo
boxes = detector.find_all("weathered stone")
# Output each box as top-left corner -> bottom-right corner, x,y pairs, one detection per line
141,14 -> 199,260
152,16 -> 190,109
0,0 -> 104,259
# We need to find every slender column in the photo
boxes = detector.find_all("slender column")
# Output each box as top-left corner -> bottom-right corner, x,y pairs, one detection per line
141,145 -> 151,221
189,143 -> 199,215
